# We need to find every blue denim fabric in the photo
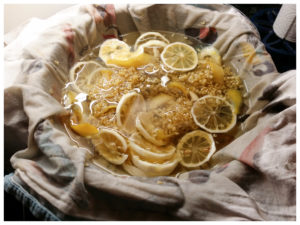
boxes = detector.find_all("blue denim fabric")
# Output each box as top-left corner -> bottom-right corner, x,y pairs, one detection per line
4,173 -> 60,221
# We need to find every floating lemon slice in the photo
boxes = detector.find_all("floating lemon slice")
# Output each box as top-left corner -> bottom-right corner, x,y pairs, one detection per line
191,95 -> 236,133
189,91 -> 199,102
207,61 -> 224,84
116,92 -> 146,133
136,112 -> 168,146
161,42 -> 198,72
69,61 -> 102,93
92,128 -> 128,165
130,151 -> 179,177
70,123 -> 99,137
139,40 -> 168,57
122,159 -> 149,177
99,38 -> 130,65
226,89 -> 243,114
147,93 -> 174,110
134,32 -> 170,50
167,81 -> 188,96
87,68 -> 113,86
198,46 -> 222,65
129,133 -> 176,162
177,130 -> 216,168
107,46 -> 154,68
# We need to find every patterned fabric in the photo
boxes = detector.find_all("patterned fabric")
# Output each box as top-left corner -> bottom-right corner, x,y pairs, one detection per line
4,4 -> 295,220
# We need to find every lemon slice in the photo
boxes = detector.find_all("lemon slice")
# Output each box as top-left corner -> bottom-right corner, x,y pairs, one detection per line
139,40 -> 168,57
198,46 -> 222,65
106,46 -> 154,68
70,123 -> 99,137
136,112 -> 168,146
116,92 -> 146,133
129,133 -> 176,161
191,95 -> 236,133
69,61 -> 102,93
87,68 -> 113,86
207,61 -> 224,84
99,38 -> 130,65
122,159 -> 149,177
161,42 -> 198,72
167,81 -> 188,96
189,91 -> 199,102
92,128 -> 128,165
130,151 -> 179,177
147,93 -> 174,110
177,130 -> 216,168
134,32 -> 170,50
226,89 -> 243,114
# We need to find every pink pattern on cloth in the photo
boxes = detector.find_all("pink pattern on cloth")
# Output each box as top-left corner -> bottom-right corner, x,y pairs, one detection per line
85,4 -> 116,26
199,27 -> 210,39
103,4 -> 116,26
102,34 -> 117,39
239,127 -> 272,167
86,5 -> 103,24
63,23 -> 75,67
198,27 -> 217,43
85,4 -> 117,40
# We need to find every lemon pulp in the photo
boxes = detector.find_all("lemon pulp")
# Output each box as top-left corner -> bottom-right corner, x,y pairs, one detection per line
161,42 -> 198,71
191,95 -> 236,133
177,130 -> 216,167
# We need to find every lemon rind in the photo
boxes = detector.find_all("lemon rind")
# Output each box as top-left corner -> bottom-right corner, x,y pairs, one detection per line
160,42 -> 198,72
129,140 -> 176,161
134,32 -> 170,50
198,46 -> 222,65
178,130 -> 216,168
122,160 -> 151,177
116,92 -> 146,132
191,95 -> 237,133
69,61 -> 102,93
135,115 -> 167,146
131,152 -> 179,176
93,128 -> 128,165
99,38 -> 130,65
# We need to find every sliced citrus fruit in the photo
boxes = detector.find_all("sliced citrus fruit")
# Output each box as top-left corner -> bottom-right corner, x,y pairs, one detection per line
139,40 -> 168,57
130,150 -> 179,176
207,61 -> 224,84
116,92 -> 146,133
191,95 -> 236,133
177,130 -> 216,168
99,38 -> 130,65
87,68 -> 113,86
63,90 -> 78,108
161,42 -> 198,72
136,112 -> 168,146
70,123 -> 99,137
134,32 -> 170,50
129,133 -> 176,161
226,89 -> 243,114
122,159 -> 149,177
198,46 -> 222,65
167,81 -> 188,96
69,61 -> 102,93
101,105 -> 117,114
106,46 -> 154,68
147,93 -> 174,110
189,91 -> 199,102
92,128 -> 128,165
